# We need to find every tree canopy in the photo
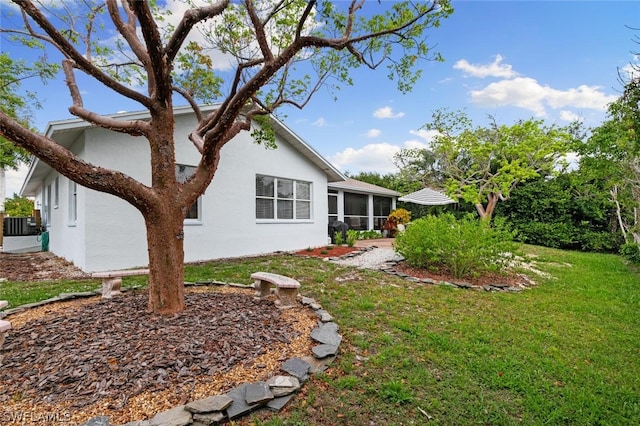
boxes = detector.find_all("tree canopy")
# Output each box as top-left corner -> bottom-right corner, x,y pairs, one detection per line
416,109 -> 575,220
0,0 -> 453,314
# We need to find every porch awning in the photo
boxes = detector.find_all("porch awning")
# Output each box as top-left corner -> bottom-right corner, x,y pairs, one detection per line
398,187 -> 456,206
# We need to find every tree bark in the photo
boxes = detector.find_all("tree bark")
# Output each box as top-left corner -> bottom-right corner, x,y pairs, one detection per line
144,202 -> 186,314
475,193 -> 499,221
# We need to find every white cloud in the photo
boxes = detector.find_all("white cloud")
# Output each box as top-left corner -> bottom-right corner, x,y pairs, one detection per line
373,106 -> 405,119
366,128 -> 381,138
328,140 -> 429,174
559,110 -> 583,122
312,117 -> 327,127
3,164 -> 29,198
409,129 -> 439,144
454,54 -> 519,79
469,77 -> 616,116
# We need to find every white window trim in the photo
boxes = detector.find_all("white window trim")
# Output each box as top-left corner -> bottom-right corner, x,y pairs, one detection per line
176,164 -> 203,224
184,199 -> 203,226
256,175 -> 313,223
54,177 -> 59,209
68,180 -> 77,227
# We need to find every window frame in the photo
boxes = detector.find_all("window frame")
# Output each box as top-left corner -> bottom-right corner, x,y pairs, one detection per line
68,180 -> 77,226
176,164 -> 202,225
343,192 -> 368,230
256,174 -> 313,223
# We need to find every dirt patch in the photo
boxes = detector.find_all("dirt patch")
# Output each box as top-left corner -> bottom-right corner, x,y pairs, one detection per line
0,288 -> 317,425
295,246 -> 360,258
0,251 -> 89,282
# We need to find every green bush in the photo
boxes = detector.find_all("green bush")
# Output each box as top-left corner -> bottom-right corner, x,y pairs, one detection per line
346,229 -> 358,247
395,214 -> 517,279
620,243 -> 640,263
356,230 -> 383,240
513,222 -> 577,249
334,231 -> 344,245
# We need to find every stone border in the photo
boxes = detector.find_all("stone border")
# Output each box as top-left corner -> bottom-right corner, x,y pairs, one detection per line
293,245 -> 374,262
0,283 -> 341,426
378,259 -> 534,292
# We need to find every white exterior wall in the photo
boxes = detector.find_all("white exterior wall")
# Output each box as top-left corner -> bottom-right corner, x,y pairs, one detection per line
35,137 -> 88,268
67,113 -> 330,272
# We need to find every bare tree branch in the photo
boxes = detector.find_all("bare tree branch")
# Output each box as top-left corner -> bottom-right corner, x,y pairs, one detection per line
14,0 -> 153,109
62,59 -> 149,136
106,0 -> 149,67
246,0 -> 274,62
164,0 -> 230,63
0,110 -> 155,209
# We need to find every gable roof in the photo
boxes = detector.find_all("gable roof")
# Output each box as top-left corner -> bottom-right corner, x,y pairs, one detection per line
398,187 -> 456,205
328,178 -> 401,197
21,105 -> 345,195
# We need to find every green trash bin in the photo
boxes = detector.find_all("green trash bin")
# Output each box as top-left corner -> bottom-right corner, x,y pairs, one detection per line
40,231 -> 49,252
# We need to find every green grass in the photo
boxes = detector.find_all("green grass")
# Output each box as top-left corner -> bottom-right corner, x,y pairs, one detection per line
2,247 -> 639,425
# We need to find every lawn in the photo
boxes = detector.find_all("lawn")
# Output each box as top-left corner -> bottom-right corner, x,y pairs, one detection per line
1,245 -> 639,425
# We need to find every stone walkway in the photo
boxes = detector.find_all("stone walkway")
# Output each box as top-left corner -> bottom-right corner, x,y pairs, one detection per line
331,239 -> 403,269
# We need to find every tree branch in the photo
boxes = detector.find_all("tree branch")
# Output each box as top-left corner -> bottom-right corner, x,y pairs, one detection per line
0,111 -> 155,209
164,0 -> 230,63
246,0 -> 274,62
106,0 -> 149,67
13,0 -> 153,109
62,60 -> 149,136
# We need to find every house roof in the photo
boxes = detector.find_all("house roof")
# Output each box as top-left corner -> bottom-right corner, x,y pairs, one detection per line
20,105 -> 345,196
328,178 -> 401,197
398,187 -> 456,205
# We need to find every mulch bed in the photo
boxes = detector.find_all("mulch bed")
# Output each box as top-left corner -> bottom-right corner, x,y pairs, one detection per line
0,251 -> 90,281
393,261 -> 524,287
295,246 -> 360,258
0,288 -> 317,425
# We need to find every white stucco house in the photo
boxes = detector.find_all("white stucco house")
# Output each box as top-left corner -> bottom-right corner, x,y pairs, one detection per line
19,106 -> 399,272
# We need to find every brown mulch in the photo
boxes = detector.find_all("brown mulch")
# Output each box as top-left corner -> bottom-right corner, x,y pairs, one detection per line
295,246 -> 360,258
0,252 -> 318,425
0,251 -> 90,281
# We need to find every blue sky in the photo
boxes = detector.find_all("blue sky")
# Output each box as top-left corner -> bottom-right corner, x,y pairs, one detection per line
3,0 -> 639,197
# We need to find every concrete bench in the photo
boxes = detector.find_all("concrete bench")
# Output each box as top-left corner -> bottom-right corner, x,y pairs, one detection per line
92,269 -> 150,299
0,319 -> 11,348
251,272 -> 301,308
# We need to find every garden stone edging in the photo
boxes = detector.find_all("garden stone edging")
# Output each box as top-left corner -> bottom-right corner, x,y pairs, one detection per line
1,282 -> 340,426
379,259 -> 534,292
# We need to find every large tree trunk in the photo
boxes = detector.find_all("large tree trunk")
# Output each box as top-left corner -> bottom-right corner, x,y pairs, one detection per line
144,202 -> 186,314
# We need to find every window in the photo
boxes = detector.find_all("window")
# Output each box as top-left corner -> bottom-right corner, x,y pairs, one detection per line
328,191 -> 338,225
54,177 -> 59,209
344,192 -> 368,230
373,196 -> 392,230
176,164 -> 201,222
44,183 -> 52,227
256,175 -> 312,221
68,181 -> 77,225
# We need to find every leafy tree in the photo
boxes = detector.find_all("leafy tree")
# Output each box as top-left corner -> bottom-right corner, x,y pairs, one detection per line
578,90 -> 640,245
496,173 -> 621,252
0,0 -> 453,314
422,109 -> 574,220
392,146 -> 444,189
1,52 -> 56,211
4,193 -> 34,217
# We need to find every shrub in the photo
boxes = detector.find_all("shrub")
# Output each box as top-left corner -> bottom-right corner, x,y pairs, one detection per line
382,216 -> 398,237
333,231 -> 344,245
356,230 -> 382,240
388,208 -> 411,225
394,214 -> 517,279
346,229 -> 358,247
620,243 -> 640,263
